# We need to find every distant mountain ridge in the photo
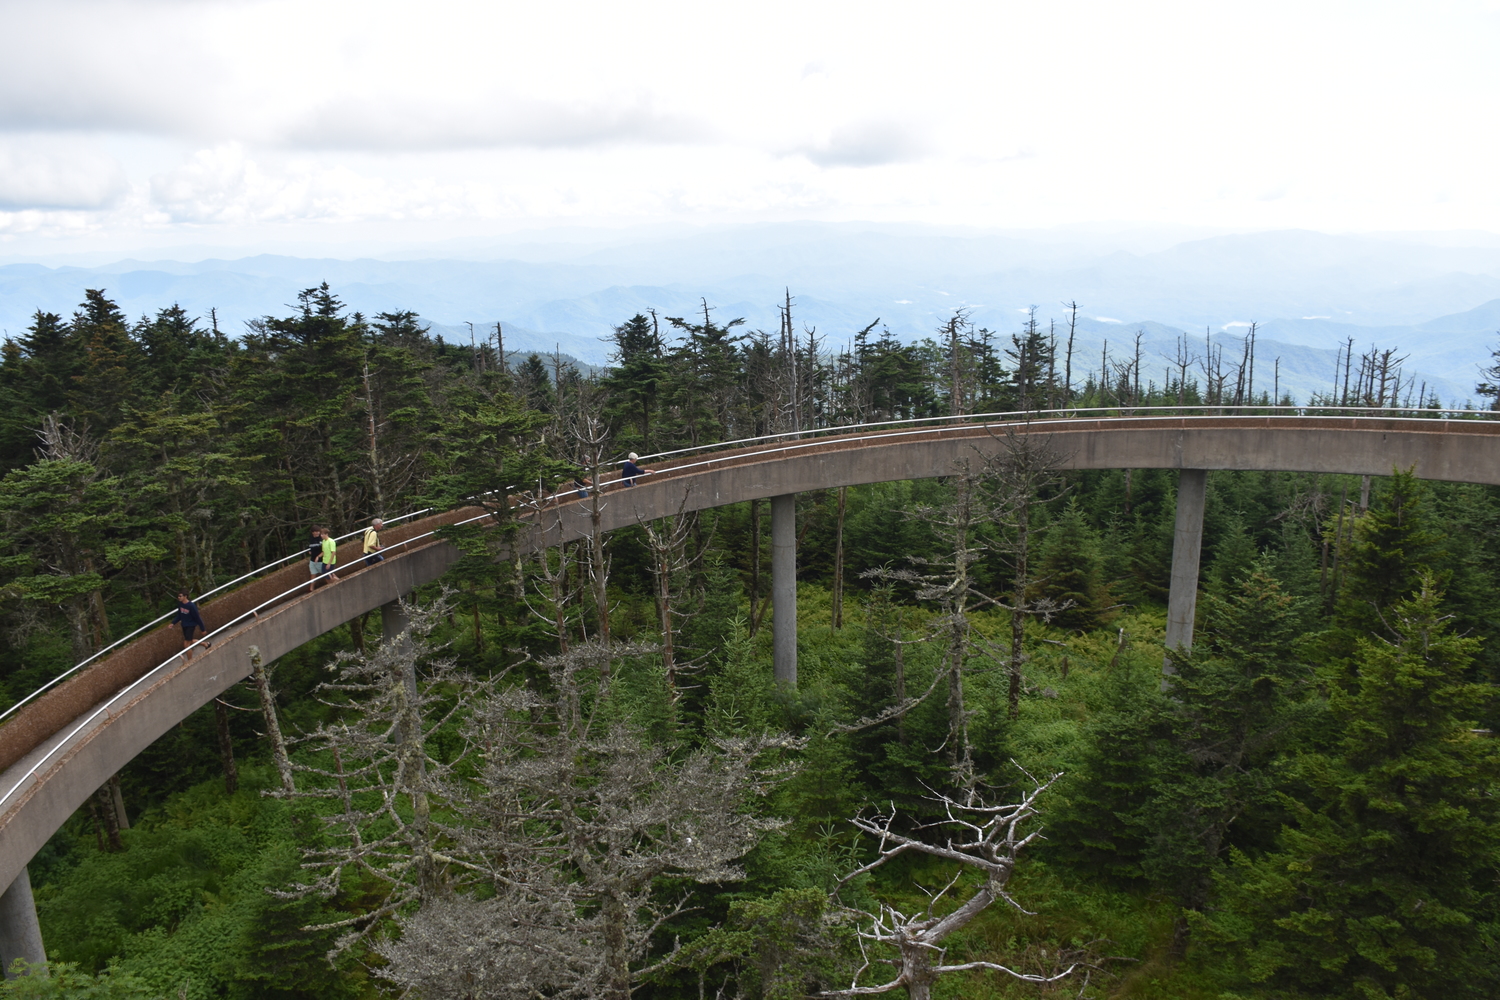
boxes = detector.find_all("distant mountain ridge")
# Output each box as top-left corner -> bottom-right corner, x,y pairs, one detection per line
1,224 -> 1496,404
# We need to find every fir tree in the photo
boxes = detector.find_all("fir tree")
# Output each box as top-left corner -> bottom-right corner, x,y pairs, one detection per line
1211,578 -> 1500,999
1336,469 -> 1447,635
1035,498 -> 1108,631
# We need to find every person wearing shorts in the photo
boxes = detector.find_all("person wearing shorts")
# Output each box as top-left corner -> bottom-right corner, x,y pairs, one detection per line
308,527 -> 325,592
363,518 -> 385,567
320,526 -> 340,584
172,591 -> 209,657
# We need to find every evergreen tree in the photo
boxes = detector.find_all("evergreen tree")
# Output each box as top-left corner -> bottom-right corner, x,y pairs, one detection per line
1211,579 -> 1500,998
604,312 -> 668,449
17,309 -> 80,417
1335,469 -> 1448,638
68,290 -> 143,430
1147,560 -> 1316,950
133,304 -> 233,398
1035,498 -> 1108,631
1205,514 -> 1259,594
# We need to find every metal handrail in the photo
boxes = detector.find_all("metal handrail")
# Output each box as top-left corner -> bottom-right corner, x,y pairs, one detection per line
0,506 -> 435,726
606,406 -> 1495,497
0,510 -> 494,813
628,403 -> 1495,468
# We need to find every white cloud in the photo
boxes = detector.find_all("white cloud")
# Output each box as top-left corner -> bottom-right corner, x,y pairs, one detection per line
793,120 -> 928,168
148,144 -> 442,225
1096,316 -> 1123,324
278,94 -> 711,152
0,138 -> 128,210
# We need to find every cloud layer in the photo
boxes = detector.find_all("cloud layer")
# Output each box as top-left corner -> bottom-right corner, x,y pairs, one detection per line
0,0 -> 1498,244
0,139 -> 128,210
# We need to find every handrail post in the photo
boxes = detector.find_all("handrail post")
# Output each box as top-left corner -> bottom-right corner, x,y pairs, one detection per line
0,866 -> 45,979
1163,469 -> 1208,676
771,493 -> 798,688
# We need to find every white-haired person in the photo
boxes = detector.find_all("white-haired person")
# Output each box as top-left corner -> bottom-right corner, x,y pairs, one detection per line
362,517 -> 385,566
620,452 -> 654,486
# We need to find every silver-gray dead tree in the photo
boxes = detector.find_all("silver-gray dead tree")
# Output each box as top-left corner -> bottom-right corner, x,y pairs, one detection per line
823,769 -> 1084,1000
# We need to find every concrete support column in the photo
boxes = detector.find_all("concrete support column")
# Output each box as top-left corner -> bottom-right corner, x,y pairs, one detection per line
770,493 -> 798,687
0,866 -> 45,979
381,599 -> 410,648
1164,469 -> 1208,675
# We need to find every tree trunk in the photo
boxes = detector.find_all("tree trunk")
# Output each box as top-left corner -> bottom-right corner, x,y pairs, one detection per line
108,774 -> 129,830
362,355 -> 386,515
249,646 -> 295,794
1008,496 -> 1031,721
95,783 -> 123,852
832,486 -> 846,629
893,613 -> 907,743
656,544 -> 675,690
947,479 -> 971,770
214,698 -> 239,794
900,937 -> 937,1000
602,892 -> 631,1000
588,504 -> 610,644
748,499 -> 762,636
469,581 -> 484,652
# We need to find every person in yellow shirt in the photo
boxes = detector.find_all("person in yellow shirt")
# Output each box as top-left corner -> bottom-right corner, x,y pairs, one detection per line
362,518 -> 385,566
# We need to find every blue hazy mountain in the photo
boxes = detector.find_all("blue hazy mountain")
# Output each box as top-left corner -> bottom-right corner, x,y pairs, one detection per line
1,224 -> 1497,404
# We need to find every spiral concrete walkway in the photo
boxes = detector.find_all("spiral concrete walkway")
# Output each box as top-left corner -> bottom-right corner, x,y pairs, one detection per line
4,411 -> 1499,972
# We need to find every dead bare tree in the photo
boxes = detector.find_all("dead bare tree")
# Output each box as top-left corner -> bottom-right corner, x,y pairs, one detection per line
832,485 -> 848,629
941,310 -> 975,417
565,383 -> 615,643
865,463 -> 986,778
639,495 -> 701,692
979,428 -> 1070,720
1062,301 -> 1079,409
375,885 -> 604,1000
822,768 -> 1083,1000
521,502 -> 583,652
452,639 -> 798,1000
857,435 -> 1069,772
273,596 -> 484,955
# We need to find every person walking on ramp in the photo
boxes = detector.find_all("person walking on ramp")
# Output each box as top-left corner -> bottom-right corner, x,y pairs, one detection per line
308,527 -> 324,593
172,590 -> 209,657
320,526 -> 341,585
620,452 -> 653,487
363,518 -> 385,566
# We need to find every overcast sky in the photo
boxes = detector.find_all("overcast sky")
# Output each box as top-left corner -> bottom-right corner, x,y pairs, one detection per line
1,0 -> 1498,255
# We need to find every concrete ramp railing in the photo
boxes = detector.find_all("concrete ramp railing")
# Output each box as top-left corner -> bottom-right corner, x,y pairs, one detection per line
0,505 -> 483,780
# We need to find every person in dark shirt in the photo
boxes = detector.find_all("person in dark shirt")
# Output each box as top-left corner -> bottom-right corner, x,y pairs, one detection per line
172,591 -> 210,657
620,452 -> 653,486
308,527 -> 324,592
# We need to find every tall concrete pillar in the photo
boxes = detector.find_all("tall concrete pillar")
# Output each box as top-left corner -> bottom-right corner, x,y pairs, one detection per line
0,867 -> 45,979
381,599 -> 410,648
1163,468 -> 1208,675
770,493 -> 798,687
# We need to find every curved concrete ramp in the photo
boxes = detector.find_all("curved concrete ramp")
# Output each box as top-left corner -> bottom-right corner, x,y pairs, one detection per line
5,412 -> 1500,895
535,415 -> 1500,549
0,541 -> 462,895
